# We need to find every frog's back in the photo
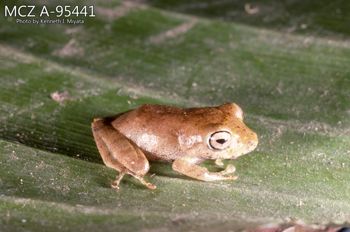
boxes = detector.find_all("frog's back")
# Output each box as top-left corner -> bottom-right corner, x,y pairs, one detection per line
109,104 -> 231,161
110,104 -> 189,161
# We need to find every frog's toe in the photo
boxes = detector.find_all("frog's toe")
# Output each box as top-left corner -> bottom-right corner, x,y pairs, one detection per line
215,159 -> 224,167
134,175 -> 157,190
111,182 -> 120,190
145,182 -> 157,190
110,172 -> 126,190
220,164 -> 236,175
223,175 -> 238,181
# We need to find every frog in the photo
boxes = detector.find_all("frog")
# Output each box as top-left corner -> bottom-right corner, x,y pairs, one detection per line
91,103 -> 258,190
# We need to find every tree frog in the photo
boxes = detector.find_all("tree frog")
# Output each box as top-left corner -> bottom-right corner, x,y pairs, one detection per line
91,103 -> 258,190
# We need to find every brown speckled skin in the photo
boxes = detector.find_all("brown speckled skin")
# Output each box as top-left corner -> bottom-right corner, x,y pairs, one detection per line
92,103 -> 258,189
112,103 -> 258,161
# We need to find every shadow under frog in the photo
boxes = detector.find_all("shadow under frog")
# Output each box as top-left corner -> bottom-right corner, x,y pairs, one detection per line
91,103 -> 258,190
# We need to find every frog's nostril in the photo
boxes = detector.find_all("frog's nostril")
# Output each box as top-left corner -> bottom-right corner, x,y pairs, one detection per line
248,139 -> 258,150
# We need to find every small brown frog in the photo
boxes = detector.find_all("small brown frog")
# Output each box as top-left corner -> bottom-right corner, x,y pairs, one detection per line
92,103 -> 258,190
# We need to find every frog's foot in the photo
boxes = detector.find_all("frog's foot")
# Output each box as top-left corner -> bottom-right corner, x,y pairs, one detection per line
218,164 -> 238,180
92,119 -> 153,190
111,172 -> 156,190
173,157 -> 238,182
111,172 -> 126,190
220,164 -> 236,175
219,175 -> 238,181
133,175 -> 157,190
215,159 -> 224,167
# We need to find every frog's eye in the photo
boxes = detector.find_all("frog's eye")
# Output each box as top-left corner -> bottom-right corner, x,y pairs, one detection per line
208,131 -> 232,150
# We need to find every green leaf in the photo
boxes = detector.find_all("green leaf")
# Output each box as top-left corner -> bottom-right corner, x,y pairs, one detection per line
0,1 -> 349,231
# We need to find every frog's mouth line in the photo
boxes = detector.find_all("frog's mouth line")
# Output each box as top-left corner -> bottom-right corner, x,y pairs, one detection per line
228,145 -> 257,159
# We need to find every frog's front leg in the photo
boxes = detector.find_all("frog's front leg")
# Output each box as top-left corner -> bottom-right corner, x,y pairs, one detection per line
215,159 -> 224,167
92,118 -> 156,190
172,157 -> 238,181
215,159 -> 236,175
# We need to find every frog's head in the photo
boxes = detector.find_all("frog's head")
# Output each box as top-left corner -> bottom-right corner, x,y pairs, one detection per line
206,103 -> 258,159
178,103 -> 258,160
185,103 -> 258,160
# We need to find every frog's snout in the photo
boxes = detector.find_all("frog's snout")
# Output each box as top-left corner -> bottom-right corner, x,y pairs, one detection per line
247,132 -> 258,152
248,139 -> 258,151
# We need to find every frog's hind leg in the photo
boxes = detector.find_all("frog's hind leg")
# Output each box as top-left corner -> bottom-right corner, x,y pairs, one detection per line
92,118 -> 156,190
172,157 -> 238,182
111,172 -> 125,189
